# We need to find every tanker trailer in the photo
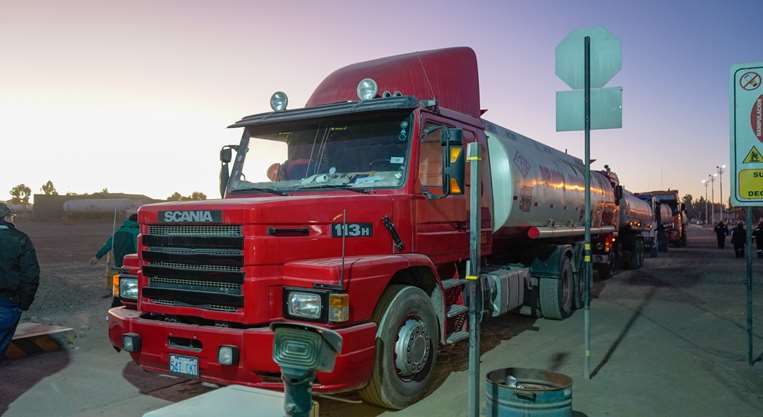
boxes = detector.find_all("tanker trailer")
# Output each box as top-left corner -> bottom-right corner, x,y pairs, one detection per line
617,190 -> 654,269
483,121 -> 618,318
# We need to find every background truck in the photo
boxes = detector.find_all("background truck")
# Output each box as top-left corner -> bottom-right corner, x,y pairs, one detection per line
635,190 -> 687,248
109,48 -> 650,409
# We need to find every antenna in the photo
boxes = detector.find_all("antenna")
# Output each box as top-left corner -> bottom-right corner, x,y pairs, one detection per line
339,209 -> 347,290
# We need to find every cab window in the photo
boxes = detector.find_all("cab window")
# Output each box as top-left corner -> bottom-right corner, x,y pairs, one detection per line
419,123 -> 444,195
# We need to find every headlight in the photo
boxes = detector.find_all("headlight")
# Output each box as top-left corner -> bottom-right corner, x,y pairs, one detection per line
119,275 -> 139,300
270,91 -> 288,111
287,291 -> 323,320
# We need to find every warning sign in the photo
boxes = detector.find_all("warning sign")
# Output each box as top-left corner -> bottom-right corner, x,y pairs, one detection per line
739,169 -> 763,200
743,145 -> 763,163
740,72 -> 761,91
731,63 -> 763,206
753,95 -> 763,142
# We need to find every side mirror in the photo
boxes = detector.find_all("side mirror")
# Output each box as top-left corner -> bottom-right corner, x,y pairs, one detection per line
220,147 -> 233,163
441,128 -> 465,196
219,145 -> 237,198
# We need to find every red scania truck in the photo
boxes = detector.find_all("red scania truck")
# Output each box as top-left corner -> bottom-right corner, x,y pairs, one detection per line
109,48 -> 650,409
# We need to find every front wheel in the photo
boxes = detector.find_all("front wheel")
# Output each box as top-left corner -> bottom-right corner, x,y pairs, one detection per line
359,285 -> 439,410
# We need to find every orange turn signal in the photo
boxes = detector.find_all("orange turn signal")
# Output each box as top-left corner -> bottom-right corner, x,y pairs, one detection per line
328,293 -> 349,322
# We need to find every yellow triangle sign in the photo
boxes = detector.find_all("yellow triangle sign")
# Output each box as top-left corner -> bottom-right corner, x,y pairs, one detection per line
743,145 -> 763,164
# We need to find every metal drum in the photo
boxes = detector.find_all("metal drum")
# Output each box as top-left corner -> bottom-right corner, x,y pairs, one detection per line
485,368 -> 573,417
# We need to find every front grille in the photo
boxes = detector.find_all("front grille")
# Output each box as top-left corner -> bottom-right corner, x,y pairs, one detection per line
151,277 -> 242,295
148,224 -> 242,238
141,223 -> 245,312
149,298 -> 238,312
146,247 -> 243,257
146,261 -> 242,274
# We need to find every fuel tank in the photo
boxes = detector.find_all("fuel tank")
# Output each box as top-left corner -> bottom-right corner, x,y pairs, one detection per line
485,121 -> 617,237
620,190 -> 653,232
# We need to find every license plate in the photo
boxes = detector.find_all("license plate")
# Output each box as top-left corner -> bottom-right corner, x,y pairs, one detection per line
169,354 -> 199,377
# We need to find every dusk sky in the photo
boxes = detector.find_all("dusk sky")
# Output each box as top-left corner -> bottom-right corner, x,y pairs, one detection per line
2,0 -> 761,203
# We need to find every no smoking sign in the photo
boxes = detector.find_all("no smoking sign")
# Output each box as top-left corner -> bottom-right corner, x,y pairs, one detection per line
740,71 -> 761,91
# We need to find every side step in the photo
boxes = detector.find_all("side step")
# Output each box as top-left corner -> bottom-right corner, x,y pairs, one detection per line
446,331 -> 469,345
447,304 -> 468,318
441,279 -> 468,290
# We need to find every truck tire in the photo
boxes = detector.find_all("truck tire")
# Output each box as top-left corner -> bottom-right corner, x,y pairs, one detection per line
573,266 -> 584,310
540,256 -> 573,320
359,285 -> 439,410
635,239 -> 645,268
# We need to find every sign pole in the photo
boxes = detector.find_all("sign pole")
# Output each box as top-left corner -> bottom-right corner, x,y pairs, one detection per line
583,35 -> 592,380
467,142 -> 481,417
729,62 -> 763,367
746,206 -> 754,366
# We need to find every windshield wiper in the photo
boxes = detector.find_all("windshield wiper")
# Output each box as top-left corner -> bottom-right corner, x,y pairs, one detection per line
234,186 -> 288,196
296,184 -> 370,194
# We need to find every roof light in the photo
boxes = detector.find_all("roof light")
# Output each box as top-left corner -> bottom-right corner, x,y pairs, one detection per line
270,91 -> 288,112
356,78 -> 378,100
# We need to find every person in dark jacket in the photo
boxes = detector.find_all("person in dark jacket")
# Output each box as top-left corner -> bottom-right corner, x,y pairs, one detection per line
0,203 -> 40,359
754,220 -> 763,258
732,222 -> 746,258
714,221 -> 728,249
89,214 -> 139,268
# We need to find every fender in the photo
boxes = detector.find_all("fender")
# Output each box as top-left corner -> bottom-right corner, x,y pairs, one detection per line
529,244 -> 573,279
282,253 -> 443,327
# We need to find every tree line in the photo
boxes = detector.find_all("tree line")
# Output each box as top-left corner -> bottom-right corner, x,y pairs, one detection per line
682,194 -> 763,223
7,181 -> 206,204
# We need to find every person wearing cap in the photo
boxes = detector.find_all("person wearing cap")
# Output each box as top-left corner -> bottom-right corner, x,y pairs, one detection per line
89,213 -> 139,268
0,202 -> 40,359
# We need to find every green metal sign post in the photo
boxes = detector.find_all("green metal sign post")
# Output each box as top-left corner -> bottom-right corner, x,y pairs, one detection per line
729,62 -> 763,366
556,27 -> 622,379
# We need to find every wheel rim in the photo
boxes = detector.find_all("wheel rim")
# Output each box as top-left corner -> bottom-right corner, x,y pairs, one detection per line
394,318 -> 431,378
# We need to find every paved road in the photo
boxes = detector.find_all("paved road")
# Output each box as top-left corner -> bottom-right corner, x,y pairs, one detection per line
1,224 -> 762,416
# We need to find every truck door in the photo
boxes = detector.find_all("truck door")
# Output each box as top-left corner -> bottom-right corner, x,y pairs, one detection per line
414,117 -> 470,262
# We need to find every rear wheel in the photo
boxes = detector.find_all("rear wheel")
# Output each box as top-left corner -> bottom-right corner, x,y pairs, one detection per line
359,285 -> 439,409
540,256 -> 573,320
635,239 -> 645,268
573,265 -> 584,310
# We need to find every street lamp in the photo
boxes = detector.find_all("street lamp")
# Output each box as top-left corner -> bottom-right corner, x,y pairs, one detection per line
709,174 -> 716,224
702,179 -> 709,224
717,164 -> 726,222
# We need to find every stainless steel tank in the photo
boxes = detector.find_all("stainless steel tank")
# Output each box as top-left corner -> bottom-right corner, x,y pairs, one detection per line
63,198 -> 141,214
485,121 -> 616,237
619,190 -> 653,232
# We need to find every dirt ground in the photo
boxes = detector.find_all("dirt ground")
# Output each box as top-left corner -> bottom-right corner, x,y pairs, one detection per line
1,222 -> 762,417
14,220 -> 117,329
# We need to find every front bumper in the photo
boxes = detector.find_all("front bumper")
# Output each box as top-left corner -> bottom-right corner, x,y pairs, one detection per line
108,307 -> 376,393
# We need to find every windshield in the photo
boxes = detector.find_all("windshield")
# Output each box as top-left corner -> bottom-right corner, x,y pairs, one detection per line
230,112 -> 412,193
